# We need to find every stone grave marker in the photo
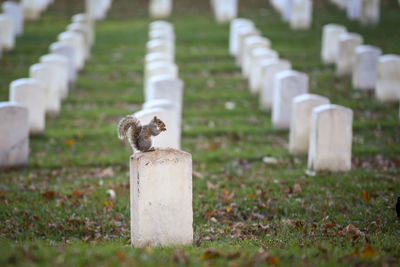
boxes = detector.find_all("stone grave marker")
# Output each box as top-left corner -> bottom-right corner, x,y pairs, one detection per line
289,94 -> 330,155
336,32 -> 363,76
229,18 -> 254,56
360,0 -> 380,25
308,104 -> 353,172
352,45 -> 382,90
130,149 -> 193,247
149,0 -> 172,19
272,70 -> 309,129
259,59 -> 292,110
242,36 -> 271,77
290,0 -> 312,30
40,54 -> 69,100
9,78 -> 46,134
0,14 -> 14,51
321,24 -> 347,64
29,63 -> 61,115
58,31 -> 86,71
2,1 -> 23,36
376,54 -> 400,102
49,42 -> 77,84
249,48 -> 279,94
346,0 -> 361,20
0,102 -> 29,168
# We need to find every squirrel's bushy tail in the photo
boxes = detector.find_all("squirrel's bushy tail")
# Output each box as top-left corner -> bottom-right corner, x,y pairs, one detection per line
117,115 -> 142,150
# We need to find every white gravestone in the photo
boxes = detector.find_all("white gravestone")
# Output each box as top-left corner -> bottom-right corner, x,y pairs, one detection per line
146,39 -> 175,60
0,14 -> 14,51
249,48 -> 279,94
58,31 -> 86,71
145,62 -> 178,95
376,54 -> 400,102
66,23 -> 91,59
360,0 -> 380,25
229,18 -> 254,56
308,104 -> 353,172
289,94 -> 330,155
282,0 -> 293,22
212,0 -> 238,24
71,13 -> 95,47
49,42 -> 77,84
272,70 -> 309,129
149,0 -> 172,19
130,149 -> 193,247
259,59 -> 292,110
236,27 -> 260,67
242,36 -> 271,77
2,1 -> 23,36
29,63 -> 61,115
346,0 -> 361,20
145,52 -> 173,68
9,78 -> 46,134
21,0 -> 41,21
290,0 -> 312,30
40,54 -> 69,100
336,33 -> 363,76
149,29 -> 175,44
321,24 -> 347,64
352,45 -> 382,90
146,78 -> 184,112
0,102 -> 29,168
134,108 -> 180,150
149,20 -> 174,32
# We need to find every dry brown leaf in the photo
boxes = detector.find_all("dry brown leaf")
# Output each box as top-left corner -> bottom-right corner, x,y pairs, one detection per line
360,244 -> 377,259
362,191 -> 370,202
114,251 -> 126,261
340,224 -> 365,237
207,181 -> 218,190
201,249 -> 221,260
294,183 -> 302,193
268,256 -> 280,265
72,189 -> 83,198
42,191 -> 55,199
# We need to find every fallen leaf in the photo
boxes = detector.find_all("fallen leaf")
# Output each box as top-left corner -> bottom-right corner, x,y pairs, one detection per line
104,201 -> 113,207
360,244 -> 377,259
65,139 -> 75,147
362,191 -> 370,202
201,249 -> 221,260
340,224 -> 365,238
114,251 -> 126,261
42,191 -> 55,199
207,181 -> 218,190
268,256 -> 280,265
207,143 -> 217,151
73,189 -> 83,198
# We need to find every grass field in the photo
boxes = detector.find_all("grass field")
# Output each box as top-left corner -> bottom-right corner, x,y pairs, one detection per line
0,0 -> 399,266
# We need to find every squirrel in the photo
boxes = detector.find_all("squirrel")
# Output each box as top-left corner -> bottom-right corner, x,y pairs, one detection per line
118,115 -> 166,153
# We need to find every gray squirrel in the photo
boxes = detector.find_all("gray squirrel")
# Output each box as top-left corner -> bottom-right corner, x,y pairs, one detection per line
118,115 -> 166,152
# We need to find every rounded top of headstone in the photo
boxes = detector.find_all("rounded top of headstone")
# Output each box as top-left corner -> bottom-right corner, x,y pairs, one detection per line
0,101 -> 28,112
29,63 -> 48,72
50,41 -> 74,51
293,94 -> 330,105
231,18 -> 253,27
245,36 -> 271,48
40,53 -> 69,64
379,54 -> 400,62
323,23 -> 347,31
130,148 -> 192,161
67,22 -> 89,32
147,61 -> 177,70
312,104 -> 353,117
145,52 -> 173,63
260,58 -> 289,67
10,78 -> 45,89
149,20 -> 173,31
252,47 -> 279,58
355,45 -> 382,54
339,32 -> 363,42
72,13 -> 91,23
58,31 -> 82,41
276,69 -> 307,80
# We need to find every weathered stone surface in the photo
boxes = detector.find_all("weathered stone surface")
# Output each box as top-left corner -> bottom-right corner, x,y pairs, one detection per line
360,0 -> 380,25
242,36 -> 271,77
321,24 -> 347,64
29,63 -> 61,115
0,102 -> 29,168
336,33 -> 363,76
249,48 -> 279,94
290,0 -> 312,30
145,62 -> 178,96
289,94 -> 330,155
376,54 -> 400,102
145,78 -> 184,115
0,14 -> 14,51
130,149 -> 193,247
58,31 -> 86,71
9,78 -> 46,134
2,1 -> 24,36
235,26 -> 259,67
346,0 -> 361,20
259,59 -> 292,110
308,104 -> 353,172
352,45 -> 382,90
212,0 -> 238,23
40,54 -> 69,100
229,18 -> 254,56
146,39 -> 174,60
149,0 -> 172,19
134,108 -> 180,150
272,70 -> 309,129
49,42 -> 77,84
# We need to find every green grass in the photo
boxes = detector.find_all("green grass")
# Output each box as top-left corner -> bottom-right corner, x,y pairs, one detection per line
0,0 -> 399,266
